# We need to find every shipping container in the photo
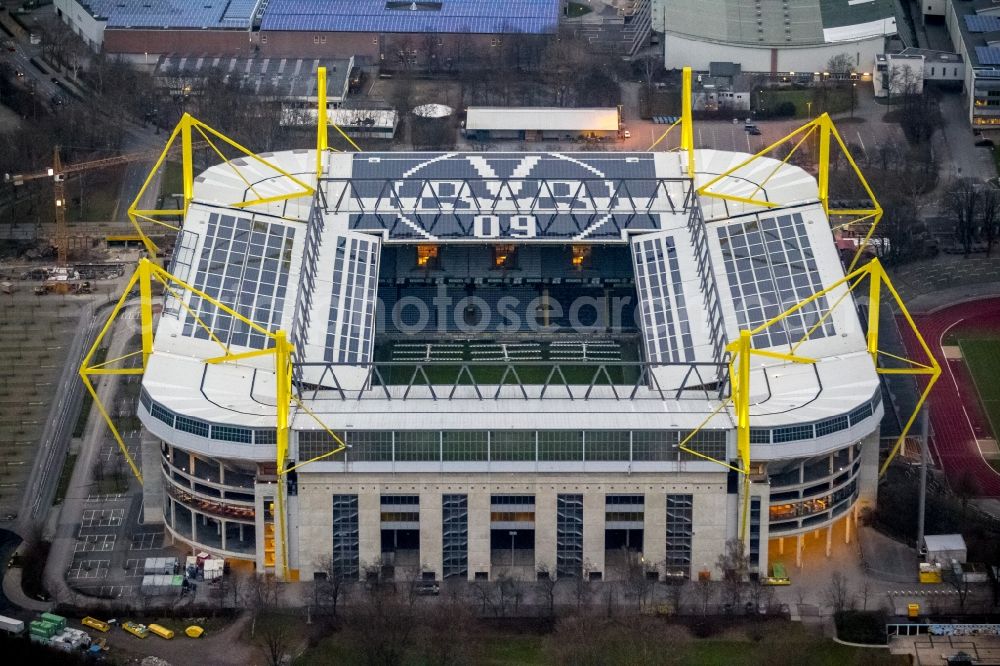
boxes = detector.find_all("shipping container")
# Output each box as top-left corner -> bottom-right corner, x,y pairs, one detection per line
82,616 -> 110,632
0,615 -> 24,635
148,623 -> 174,640
122,621 -> 149,639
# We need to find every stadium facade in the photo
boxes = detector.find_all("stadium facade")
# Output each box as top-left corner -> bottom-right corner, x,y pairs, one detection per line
130,139 -> 885,583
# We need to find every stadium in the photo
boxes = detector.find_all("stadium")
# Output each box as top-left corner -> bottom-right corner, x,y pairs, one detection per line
80,71 -> 938,585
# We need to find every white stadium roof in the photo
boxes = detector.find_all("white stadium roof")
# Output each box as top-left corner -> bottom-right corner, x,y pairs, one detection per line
140,147 -> 881,446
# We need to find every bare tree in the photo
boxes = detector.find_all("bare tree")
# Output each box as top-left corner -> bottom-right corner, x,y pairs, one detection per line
823,571 -> 855,613
621,551 -> 654,610
943,563 -> 973,612
857,579 -> 874,611
535,565 -> 558,616
945,178 -> 982,257
980,187 -> 1000,258
313,557 -> 350,619
693,577 -> 717,615
827,53 -> 856,76
716,538 -> 750,612
663,578 -> 688,615
256,620 -> 293,666
348,582 -> 418,665
571,562 -> 594,610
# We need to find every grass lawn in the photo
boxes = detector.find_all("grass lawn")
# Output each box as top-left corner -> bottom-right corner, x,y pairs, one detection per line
53,453 -> 77,504
756,87 -> 854,118
958,336 -> 1000,443
294,624 -> 906,665
565,1 -> 592,17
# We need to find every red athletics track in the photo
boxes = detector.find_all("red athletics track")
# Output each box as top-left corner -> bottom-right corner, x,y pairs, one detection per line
897,298 -> 1000,497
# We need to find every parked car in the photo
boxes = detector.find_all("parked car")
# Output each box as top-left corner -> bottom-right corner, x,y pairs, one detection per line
413,580 -> 440,596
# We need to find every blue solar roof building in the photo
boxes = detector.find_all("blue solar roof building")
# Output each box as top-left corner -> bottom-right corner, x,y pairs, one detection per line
55,0 -> 560,60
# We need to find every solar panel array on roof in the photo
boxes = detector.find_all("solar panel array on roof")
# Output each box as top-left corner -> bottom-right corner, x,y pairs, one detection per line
977,46 -> 1000,66
337,152 -> 682,241
631,233 -> 693,364
260,0 -> 559,34
106,0 -> 259,29
182,213 -> 295,349
325,234 -> 380,364
965,14 -> 1000,34
716,213 -> 834,349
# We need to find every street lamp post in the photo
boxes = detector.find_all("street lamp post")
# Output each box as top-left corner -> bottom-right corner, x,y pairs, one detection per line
807,101 -> 812,121
509,530 -> 517,568
851,82 -> 857,119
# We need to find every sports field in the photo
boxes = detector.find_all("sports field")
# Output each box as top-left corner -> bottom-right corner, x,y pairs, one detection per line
959,336 -> 1000,444
372,338 -> 644,386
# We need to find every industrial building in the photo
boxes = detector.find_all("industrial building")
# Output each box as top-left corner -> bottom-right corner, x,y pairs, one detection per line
651,0 -> 896,74
153,55 -> 353,108
54,0 -> 561,60
87,73 -> 932,586
945,0 -> 1000,129
464,107 -> 621,141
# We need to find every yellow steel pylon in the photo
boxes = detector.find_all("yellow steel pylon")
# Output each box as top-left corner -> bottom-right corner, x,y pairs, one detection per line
315,66 -> 362,179
126,114 -> 316,259
676,258 -> 939,542
695,113 -> 883,272
647,65 -> 695,173
83,257 -> 354,579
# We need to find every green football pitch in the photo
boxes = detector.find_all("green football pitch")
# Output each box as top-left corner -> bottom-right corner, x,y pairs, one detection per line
372,338 -> 644,386
958,336 -> 1000,443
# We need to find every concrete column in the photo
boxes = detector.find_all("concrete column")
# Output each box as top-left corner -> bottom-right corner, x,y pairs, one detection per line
691,482 -> 729,580
140,434 -> 164,523
795,534 -> 803,568
582,492 -> 605,579
419,491 -> 442,580
857,429 -> 881,509
825,525 -> 832,557
644,491 -> 666,575
358,492 -> 381,572
534,489 -> 557,575
468,490 -> 491,580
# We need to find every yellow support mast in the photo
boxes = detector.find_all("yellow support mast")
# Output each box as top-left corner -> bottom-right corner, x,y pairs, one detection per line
647,65 -> 695,161
126,114 -> 315,260
316,66 -> 328,179
696,113 -> 882,270
681,66 -> 695,177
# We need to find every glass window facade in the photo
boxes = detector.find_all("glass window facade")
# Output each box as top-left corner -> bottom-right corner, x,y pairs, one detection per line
490,431 -> 535,461
584,431 -> 630,461
442,494 -> 468,579
538,431 -> 583,461
665,494 -> 693,575
442,431 -> 488,461
332,494 -> 359,580
556,494 -> 584,578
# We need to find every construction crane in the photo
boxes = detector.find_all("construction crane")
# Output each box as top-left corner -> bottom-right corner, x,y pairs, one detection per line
4,143 -> 201,265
